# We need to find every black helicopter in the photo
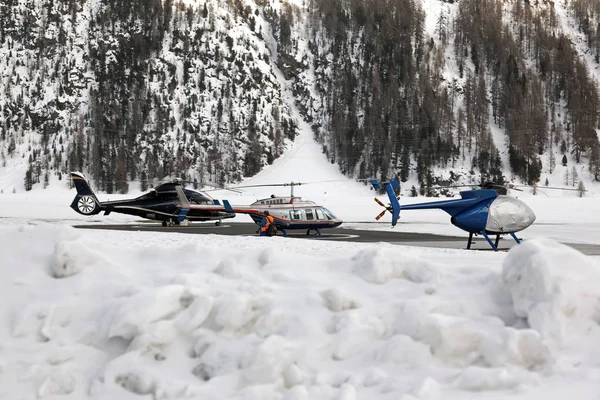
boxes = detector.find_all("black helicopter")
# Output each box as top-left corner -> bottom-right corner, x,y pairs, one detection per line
69,172 -> 235,226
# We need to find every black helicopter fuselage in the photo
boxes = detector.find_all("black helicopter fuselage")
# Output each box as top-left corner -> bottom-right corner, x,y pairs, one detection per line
69,172 -> 235,225
99,192 -> 228,222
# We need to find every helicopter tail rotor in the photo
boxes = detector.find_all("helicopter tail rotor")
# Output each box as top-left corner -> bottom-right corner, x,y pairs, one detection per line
69,172 -> 102,215
370,179 -> 402,227
374,197 -> 393,220
375,208 -> 388,221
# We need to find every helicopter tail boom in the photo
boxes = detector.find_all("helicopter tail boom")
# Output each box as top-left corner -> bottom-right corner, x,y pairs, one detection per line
69,172 -> 101,215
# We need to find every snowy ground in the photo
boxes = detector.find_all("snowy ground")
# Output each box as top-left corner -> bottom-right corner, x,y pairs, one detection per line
2,127 -> 600,399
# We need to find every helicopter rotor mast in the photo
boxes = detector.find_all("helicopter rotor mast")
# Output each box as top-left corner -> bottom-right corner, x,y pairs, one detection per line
284,181 -> 303,197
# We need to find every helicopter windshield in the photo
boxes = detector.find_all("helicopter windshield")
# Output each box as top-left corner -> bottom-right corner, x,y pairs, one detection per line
321,208 -> 337,220
186,190 -> 213,205
314,207 -> 336,220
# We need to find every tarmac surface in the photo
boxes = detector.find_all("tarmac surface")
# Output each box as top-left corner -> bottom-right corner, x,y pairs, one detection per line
73,222 -> 600,255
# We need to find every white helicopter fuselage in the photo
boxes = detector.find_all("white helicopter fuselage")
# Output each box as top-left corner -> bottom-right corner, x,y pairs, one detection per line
230,196 -> 343,229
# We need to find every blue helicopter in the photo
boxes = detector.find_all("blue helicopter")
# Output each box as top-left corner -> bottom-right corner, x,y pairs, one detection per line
371,179 -> 536,251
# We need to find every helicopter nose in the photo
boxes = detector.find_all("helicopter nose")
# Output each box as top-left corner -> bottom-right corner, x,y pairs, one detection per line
522,204 -> 536,226
486,196 -> 536,233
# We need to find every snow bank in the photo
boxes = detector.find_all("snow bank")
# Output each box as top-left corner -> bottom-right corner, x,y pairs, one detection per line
351,247 -> 438,284
2,226 -> 600,399
50,236 -> 116,278
502,238 -> 600,344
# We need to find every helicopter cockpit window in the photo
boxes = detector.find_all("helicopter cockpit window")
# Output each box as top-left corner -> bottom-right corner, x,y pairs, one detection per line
316,208 -> 335,220
187,191 -> 212,205
305,209 -> 314,220
322,208 -> 336,220
290,210 -> 304,220
315,208 -> 325,220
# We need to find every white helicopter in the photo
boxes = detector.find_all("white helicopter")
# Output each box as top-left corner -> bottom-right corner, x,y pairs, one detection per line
220,182 -> 343,236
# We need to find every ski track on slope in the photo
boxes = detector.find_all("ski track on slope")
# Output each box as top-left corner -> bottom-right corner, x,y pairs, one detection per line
233,12 -> 370,199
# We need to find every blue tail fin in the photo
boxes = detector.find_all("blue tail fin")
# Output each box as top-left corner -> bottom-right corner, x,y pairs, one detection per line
371,178 -> 401,227
384,179 -> 401,227
222,200 -> 233,213
370,179 -> 382,191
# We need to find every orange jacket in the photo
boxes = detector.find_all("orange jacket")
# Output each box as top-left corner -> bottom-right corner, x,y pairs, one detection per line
260,215 -> 275,232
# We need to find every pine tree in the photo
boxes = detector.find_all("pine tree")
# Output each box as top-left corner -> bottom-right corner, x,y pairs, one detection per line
549,150 -> 556,173
411,185 -> 418,197
24,159 -> 34,191
589,141 -> 600,181
140,171 -> 148,192
577,181 -> 586,197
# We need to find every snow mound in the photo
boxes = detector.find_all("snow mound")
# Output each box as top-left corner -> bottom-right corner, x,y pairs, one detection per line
321,288 -> 360,312
105,285 -> 193,340
375,335 -> 432,368
453,366 -> 540,392
50,237 -> 114,278
37,364 -> 77,397
502,238 -> 600,344
3,226 -> 600,399
351,248 -> 438,284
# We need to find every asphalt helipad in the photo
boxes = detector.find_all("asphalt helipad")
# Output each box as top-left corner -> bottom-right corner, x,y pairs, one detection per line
73,222 -> 600,255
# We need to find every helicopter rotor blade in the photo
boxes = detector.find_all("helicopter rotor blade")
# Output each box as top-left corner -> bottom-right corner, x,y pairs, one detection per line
374,197 -> 387,208
484,183 -> 524,192
201,186 -> 243,194
222,179 -> 365,191
375,209 -> 388,221
514,185 -> 587,192
227,183 -> 296,189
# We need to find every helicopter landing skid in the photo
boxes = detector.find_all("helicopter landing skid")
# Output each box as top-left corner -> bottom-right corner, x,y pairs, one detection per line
162,220 -> 179,227
467,231 -> 521,252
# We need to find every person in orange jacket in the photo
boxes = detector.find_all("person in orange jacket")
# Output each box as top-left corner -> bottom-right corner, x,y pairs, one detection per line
258,211 -> 276,236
